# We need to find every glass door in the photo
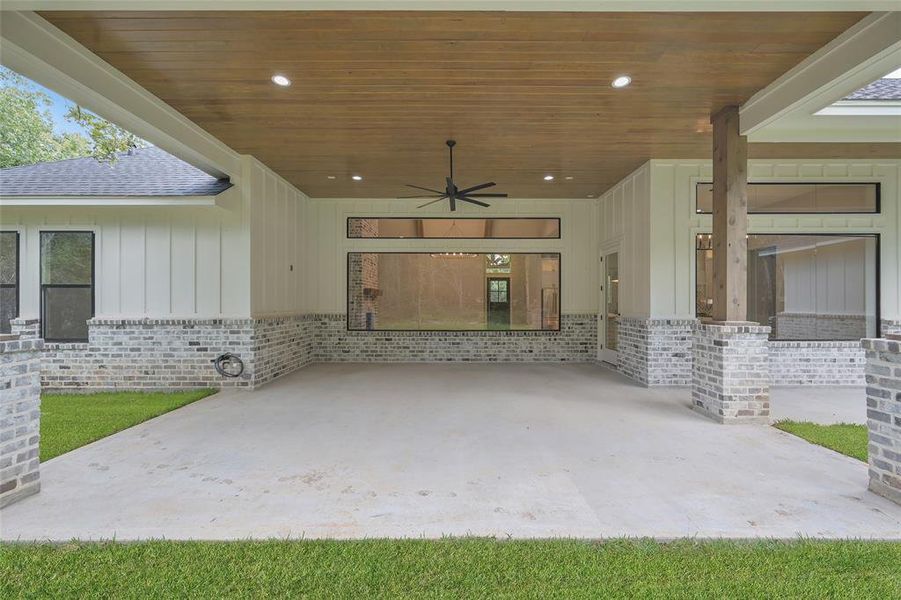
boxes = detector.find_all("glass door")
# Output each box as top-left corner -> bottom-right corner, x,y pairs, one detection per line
600,252 -> 620,365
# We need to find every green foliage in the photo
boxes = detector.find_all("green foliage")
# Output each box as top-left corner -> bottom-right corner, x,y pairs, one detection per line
0,67 -> 144,168
65,105 -> 144,163
40,389 -> 217,461
774,420 -> 868,462
1,538 -> 899,598
0,69 -> 83,168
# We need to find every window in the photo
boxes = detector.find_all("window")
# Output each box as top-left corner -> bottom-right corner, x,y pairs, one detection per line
0,232 -> 18,334
40,231 -> 94,342
347,218 -> 560,239
696,183 -> 878,214
696,233 -> 879,341
347,252 -> 561,331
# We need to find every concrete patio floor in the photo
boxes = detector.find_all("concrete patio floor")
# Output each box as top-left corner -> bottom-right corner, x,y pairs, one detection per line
1,363 -> 898,541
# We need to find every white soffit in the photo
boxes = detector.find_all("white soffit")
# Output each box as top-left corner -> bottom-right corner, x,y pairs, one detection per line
741,11 -> 901,143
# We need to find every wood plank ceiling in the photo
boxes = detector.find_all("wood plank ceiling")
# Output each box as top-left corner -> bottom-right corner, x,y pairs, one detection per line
41,10 -> 876,199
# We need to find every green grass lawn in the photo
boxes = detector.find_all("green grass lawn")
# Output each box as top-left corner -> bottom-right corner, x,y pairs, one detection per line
1,539 -> 898,598
40,389 -> 216,461
773,420 -> 868,462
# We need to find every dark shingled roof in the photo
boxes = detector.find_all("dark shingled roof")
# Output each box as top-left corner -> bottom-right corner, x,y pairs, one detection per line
0,146 -> 232,196
844,78 -> 901,101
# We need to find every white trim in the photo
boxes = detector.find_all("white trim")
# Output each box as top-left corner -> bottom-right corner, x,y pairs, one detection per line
0,11 -> 241,181
815,101 -> 901,116
740,12 -> 901,136
0,195 -> 227,207
1,1 -> 895,10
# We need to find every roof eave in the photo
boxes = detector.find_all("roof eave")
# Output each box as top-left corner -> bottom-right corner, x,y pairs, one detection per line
0,194 -> 228,207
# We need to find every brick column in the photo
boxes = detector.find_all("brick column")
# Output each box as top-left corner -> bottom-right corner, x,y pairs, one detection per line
9,318 -> 41,340
0,334 -> 43,508
692,322 -> 770,424
861,336 -> 901,505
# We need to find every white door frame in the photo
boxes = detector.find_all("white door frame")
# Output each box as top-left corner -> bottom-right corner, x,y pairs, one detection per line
599,246 -> 621,365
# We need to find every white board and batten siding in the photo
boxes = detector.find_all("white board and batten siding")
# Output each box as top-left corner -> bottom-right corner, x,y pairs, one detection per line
302,198 -> 600,315
247,157 -> 309,318
599,158 -> 901,321
597,162 -> 652,319
0,155 -> 311,320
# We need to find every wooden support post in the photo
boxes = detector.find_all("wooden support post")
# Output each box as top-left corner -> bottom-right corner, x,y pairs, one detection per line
711,105 -> 748,323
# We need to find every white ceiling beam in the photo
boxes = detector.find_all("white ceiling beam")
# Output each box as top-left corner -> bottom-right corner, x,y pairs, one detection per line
740,11 -> 901,137
1,1 -> 895,10
0,11 -> 241,180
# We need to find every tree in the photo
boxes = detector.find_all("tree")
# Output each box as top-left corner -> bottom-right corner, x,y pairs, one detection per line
65,105 -> 144,163
0,69 -> 75,168
0,67 -> 143,168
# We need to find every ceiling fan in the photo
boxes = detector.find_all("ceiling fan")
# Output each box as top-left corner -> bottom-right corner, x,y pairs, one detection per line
398,140 -> 508,211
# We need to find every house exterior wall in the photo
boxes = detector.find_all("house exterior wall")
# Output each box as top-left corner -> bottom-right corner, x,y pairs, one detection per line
248,157 -> 310,318
0,156 -> 313,390
4,156 -> 899,390
600,158 -> 901,386
0,190 -> 250,320
650,159 -> 899,322
303,197 -> 599,316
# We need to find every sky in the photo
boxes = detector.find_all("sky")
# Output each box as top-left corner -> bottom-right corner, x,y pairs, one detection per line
41,85 -> 88,136
2,66 -> 89,136
34,78 -> 88,136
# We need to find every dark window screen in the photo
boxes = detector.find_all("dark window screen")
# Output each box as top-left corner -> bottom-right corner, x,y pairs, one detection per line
41,231 -> 94,342
0,231 -> 18,334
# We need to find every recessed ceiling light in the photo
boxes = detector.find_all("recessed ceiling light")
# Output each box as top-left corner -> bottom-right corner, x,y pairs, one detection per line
327,175 -> 336,180
271,74 -> 291,87
565,176 -> 574,180
543,175 -> 555,181
587,194 -> 595,198
352,175 -> 363,181
611,75 -> 632,89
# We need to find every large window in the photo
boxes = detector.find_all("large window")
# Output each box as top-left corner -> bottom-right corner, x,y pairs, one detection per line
0,232 -> 18,334
696,233 -> 878,341
347,218 -> 560,239
347,252 -> 561,331
696,183 -> 878,214
41,231 -> 94,342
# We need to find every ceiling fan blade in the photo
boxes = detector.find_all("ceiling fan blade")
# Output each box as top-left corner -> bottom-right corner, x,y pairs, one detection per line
459,196 -> 491,208
397,194 -> 443,199
456,181 -> 496,195
417,196 -> 448,209
406,184 -> 444,195
465,193 -> 507,198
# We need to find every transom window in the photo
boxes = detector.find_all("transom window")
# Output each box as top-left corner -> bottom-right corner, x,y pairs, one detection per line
696,233 -> 879,341
40,231 -> 94,342
696,182 -> 878,214
347,217 -> 560,239
347,252 -> 561,331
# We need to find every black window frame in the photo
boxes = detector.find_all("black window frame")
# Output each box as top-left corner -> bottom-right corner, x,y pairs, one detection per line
346,251 -> 563,332
694,182 -> 881,215
694,232 -> 881,341
39,230 -> 95,343
0,231 -> 19,334
346,217 -> 562,240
